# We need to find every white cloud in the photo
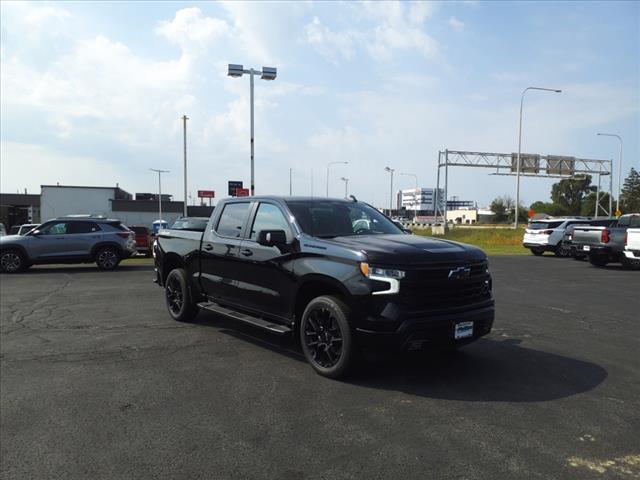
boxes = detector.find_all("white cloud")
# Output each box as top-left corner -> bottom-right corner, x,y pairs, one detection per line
448,16 -> 465,33
155,7 -> 230,51
24,5 -> 72,27
304,17 -> 355,65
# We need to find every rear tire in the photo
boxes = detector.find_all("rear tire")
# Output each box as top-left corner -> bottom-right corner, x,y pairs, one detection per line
589,254 -> 608,267
531,248 -> 544,256
621,255 -> 640,270
165,268 -> 198,322
96,247 -> 121,270
555,244 -> 571,257
0,250 -> 26,273
300,295 -> 359,379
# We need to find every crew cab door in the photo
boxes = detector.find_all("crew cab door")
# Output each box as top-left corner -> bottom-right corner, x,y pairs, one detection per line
235,201 -> 296,320
200,201 -> 251,303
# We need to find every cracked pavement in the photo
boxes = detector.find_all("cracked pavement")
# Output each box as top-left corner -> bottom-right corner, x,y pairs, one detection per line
1,258 -> 639,479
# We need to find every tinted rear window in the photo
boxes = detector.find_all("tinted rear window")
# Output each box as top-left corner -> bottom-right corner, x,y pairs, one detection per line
68,222 -> 101,234
590,219 -> 616,227
216,203 -> 250,237
529,221 -> 563,230
130,226 -> 148,234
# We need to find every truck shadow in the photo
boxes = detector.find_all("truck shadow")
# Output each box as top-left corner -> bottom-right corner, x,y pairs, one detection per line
198,311 -> 607,403
352,338 -> 608,403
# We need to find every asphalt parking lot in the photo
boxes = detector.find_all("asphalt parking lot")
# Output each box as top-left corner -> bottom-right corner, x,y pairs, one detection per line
1,256 -> 638,479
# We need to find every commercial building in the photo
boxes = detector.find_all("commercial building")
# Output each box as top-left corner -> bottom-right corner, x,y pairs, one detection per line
42,184 -> 215,227
0,193 -> 41,229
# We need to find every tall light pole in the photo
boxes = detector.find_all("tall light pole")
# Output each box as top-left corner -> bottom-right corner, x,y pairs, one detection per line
341,177 -> 349,198
515,86 -> 562,228
326,161 -> 348,197
384,166 -> 395,215
400,172 -> 418,221
182,115 -> 188,217
150,168 -> 170,222
289,168 -> 293,196
596,133 -> 623,214
228,64 -> 277,196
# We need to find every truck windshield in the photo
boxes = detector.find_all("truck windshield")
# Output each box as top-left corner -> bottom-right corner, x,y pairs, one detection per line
285,200 -> 403,238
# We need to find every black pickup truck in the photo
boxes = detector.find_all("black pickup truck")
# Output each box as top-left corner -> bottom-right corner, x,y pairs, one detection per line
154,196 -> 494,378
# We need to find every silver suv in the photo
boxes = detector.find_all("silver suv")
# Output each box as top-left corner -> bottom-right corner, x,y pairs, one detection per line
0,216 -> 136,273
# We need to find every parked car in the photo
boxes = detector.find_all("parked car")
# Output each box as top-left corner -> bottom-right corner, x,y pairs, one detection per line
170,217 -> 210,232
0,216 -> 136,273
559,218 -> 617,260
622,228 -> 640,270
154,196 -> 494,378
571,213 -> 640,267
8,224 -> 40,236
129,226 -> 151,257
523,217 -> 591,256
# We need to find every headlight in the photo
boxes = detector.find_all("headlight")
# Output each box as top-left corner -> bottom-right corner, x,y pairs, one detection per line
360,263 -> 404,295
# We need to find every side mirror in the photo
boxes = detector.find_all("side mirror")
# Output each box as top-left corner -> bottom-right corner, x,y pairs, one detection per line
402,228 -> 412,235
257,230 -> 287,247
30,230 -> 42,236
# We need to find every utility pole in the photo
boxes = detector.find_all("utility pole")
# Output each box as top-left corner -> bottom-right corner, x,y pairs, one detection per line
341,177 -> 349,198
289,168 -> 292,196
150,168 -> 170,223
597,133 -> 623,215
384,166 -> 395,215
182,115 -> 188,217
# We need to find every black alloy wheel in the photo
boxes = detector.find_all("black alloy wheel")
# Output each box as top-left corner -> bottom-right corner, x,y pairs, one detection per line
555,243 -> 571,257
304,307 -> 343,368
300,295 -> 357,378
164,268 -> 198,322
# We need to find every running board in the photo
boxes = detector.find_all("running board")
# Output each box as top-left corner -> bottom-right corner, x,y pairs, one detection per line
197,301 -> 292,335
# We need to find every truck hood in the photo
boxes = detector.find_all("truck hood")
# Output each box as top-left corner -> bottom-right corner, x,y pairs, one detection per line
324,234 -> 486,266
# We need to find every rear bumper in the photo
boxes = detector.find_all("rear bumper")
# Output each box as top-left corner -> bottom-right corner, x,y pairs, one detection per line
624,250 -> 640,259
356,304 -> 494,351
573,244 -> 612,255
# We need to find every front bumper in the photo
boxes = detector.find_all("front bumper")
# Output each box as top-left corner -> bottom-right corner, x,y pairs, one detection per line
356,303 -> 494,351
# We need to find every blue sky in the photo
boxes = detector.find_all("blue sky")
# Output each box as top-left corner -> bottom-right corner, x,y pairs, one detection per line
1,1 -> 638,208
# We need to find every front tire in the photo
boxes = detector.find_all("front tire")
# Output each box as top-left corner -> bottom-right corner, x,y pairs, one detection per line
96,247 -> 121,270
300,295 -> 358,379
165,268 -> 198,322
0,250 -> 26,273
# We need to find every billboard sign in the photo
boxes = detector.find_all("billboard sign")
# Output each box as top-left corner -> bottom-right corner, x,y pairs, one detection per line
236,188 -> 250,197
546,156 -> 576,176
228,181 -> 243,196
197,190 -> 215,198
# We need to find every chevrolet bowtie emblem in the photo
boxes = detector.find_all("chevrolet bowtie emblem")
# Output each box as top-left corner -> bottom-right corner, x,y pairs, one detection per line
448,266 -> 471,279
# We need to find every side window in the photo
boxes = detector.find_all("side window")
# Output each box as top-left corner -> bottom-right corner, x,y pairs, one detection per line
39,222 -> 68,235
68,222 -> 101,234
216,203 -> 250,238
250,203 -> 290,240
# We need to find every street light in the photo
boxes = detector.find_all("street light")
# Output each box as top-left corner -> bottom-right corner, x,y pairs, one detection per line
228,64 -> 277,196
182,115 -> 188,217
340,177 -> 349,198
326,161 -> 348,197
515,86 -> 562,228
596,133 -> 623,214
149,168 -> 170,223
400,172 -> 418,221
384,166 -> 395,215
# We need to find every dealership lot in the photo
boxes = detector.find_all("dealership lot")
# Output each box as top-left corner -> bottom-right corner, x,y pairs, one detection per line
1,257 -> 638,479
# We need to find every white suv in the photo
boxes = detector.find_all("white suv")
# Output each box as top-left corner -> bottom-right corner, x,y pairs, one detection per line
523,217 -> 590,257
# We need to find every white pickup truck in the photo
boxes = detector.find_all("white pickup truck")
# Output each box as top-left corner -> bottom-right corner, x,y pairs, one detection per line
623,228 -> 640,269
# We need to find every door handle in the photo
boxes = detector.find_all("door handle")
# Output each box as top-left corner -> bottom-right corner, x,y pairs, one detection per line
240,248 -> 253,257
204,244 -> 214,251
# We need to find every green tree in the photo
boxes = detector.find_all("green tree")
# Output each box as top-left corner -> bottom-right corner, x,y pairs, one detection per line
550,175 -> 592,215
580,192 -> 613,217
490,196 -> 511,223
529,201 -> 567,217
620,167 -> 640,213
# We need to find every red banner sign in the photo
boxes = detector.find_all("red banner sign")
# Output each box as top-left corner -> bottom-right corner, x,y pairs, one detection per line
235,188 -> 250,197
198,190 -> 215,198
